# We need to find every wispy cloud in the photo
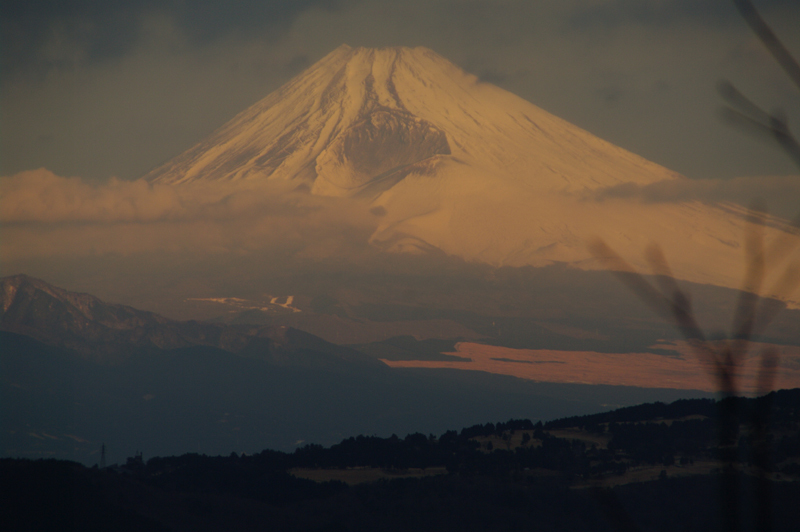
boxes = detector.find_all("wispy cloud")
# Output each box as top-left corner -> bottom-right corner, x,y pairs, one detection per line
589,175 -> 800,223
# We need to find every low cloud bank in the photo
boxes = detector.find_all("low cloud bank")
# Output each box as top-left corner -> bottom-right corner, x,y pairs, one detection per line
2,169 -> 187,223
590,175 -> 800,224
3,169 -> 799,320
0,169 -> 477,319
1,169 -> 379,261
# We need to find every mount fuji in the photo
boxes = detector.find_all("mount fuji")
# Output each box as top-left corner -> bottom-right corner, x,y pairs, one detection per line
145,45 -> 800,303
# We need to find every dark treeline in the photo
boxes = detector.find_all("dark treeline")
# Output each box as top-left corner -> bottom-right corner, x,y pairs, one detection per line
281,389 -> 800,475
3,389 -> 800,531
544,390 -> 800,430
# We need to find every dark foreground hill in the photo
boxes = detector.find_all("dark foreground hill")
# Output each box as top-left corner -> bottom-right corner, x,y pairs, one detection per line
7,460 -> 800,532
3,390 -> 800,531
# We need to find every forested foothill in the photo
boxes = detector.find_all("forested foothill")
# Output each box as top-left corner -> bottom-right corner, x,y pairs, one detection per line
3,389 -> 800,531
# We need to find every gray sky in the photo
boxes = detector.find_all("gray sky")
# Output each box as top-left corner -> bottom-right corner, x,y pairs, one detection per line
2,0 -> 799,183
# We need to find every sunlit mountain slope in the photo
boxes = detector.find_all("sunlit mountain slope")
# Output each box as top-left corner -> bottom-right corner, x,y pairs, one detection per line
145,45 -> 800,304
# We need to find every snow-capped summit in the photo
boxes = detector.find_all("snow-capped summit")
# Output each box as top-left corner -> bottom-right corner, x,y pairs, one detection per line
145,44 -> 680,196
145,45 -> 800,305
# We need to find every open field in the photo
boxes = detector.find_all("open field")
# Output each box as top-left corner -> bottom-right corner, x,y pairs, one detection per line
290,466 -> 448,485
382,341 -> 800,393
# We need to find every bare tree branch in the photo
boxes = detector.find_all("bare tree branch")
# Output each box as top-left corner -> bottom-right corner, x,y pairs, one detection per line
732,0 -> 800,92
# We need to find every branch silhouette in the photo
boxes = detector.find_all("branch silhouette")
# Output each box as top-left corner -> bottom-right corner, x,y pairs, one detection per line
720,0 -> 800,168
590,208 -> 798,532
587,3 -> 800,531
731,0 -> 800,92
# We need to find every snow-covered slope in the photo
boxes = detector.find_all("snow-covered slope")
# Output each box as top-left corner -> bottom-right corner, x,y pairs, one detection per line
145,45 -> 679,194
146,45 -> 800,304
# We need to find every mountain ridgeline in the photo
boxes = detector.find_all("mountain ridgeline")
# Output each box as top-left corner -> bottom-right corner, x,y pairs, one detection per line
0,274 -> 377,368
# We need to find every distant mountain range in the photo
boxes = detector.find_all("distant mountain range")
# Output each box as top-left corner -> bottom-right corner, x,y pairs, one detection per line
1,275 -> 712,465
0,273 -> 376,369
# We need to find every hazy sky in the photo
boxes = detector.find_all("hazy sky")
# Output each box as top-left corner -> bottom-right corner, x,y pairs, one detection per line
2,0 -> 799,183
